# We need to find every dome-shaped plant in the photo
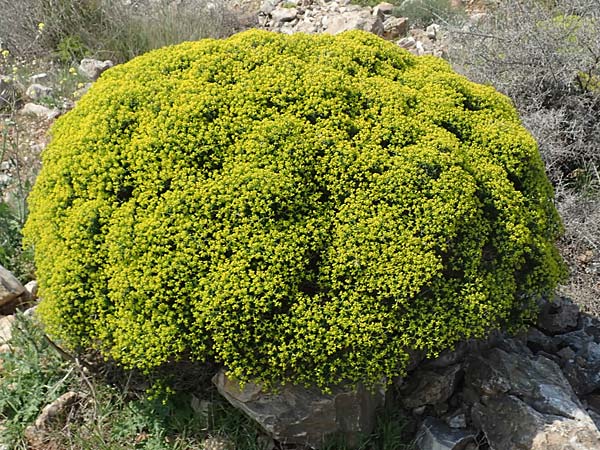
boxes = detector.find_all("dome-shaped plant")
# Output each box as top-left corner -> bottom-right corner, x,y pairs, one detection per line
24,30 -> 566,389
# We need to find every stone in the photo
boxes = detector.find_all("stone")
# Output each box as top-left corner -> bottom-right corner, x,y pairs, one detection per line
401,364 -> 462,409
25,280 -> 38,300
213,369 -> 384,448
383,16 -> 409,40
260,0 -> 280,15
373,2 -> 395,16
270,6 -> 298,24
415,416 -> 476,450
25,83 -> 53,101
562,360 -> 600,396
526,327 -> 558,354
465,344 -> 600,449
0,315 -> 14,344
20,103 -> 60,120
426,23 -> 441,40
325,10 -> 384,35
444,410 -> 467,429
537,296 -> 580,334
78,58 -> 114,81
557,346 -> 576,362
0,264 -> 25,307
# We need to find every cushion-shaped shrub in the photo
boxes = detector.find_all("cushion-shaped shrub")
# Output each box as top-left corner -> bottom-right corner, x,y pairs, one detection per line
24,30 -> 566,389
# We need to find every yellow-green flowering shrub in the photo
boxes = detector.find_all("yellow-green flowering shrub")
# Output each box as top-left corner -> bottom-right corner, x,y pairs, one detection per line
24,30 -> 566,389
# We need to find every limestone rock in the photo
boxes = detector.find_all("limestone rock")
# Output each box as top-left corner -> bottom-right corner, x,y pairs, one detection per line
25,83 -> 53,101
0,315 -> 14,344
271,6 -> 298,23
401,364 -> 462,409
20,102 -> 60,120
213,369 -> 384,448
325,10 -> 384,35
24,280 -> 38,300
0,264 -> 25,307
415,416 -> 475,450
373,2 -> 395,16
78,58 -> 114,81
465,344 -> 600,450
383,16 -> 409,39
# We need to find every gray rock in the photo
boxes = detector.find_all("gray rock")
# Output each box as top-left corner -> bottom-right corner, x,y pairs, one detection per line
20,103 -> 60,120
271,6 -> 298,24
526,327 -> 558,354
25,83 -> 53,100
78,58 -> 114,81
465,345 -> 600,449
29,73 -> 49,83
0,315 -> 15,344
0,264 -> 25,307
260,0 -> 280,15
24,280 -> 38,300
415,416 -> 475,450
213,370 -> 384,448
325,10 -> 384,35
383,16 -> 409,40
373,2 -> 395,16
426,23 -> 441,40
444,410 -> 467,429
401,364 -> 462,409
562,360 -> 600,396
537,296 -> 579,334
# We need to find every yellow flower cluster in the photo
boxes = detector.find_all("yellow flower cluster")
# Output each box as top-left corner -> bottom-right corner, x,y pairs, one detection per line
24,30 -> 566,390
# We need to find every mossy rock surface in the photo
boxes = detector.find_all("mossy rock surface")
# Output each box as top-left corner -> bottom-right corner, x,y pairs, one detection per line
24,30 -> 566,389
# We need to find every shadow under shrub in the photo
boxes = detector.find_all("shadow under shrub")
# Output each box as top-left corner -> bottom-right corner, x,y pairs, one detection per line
24,30 -> 566,390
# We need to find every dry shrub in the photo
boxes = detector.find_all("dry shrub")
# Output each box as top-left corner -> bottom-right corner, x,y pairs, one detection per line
448,0 -> 600,311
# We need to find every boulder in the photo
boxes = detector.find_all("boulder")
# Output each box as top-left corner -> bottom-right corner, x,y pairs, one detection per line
0,264 -> 25,307
213,369 -> 384,448
383,16 -> 409,39
401,364 -> 462,409
325,10 -> 384,35
78,58 -> 114,81
465,344 -> 600,449
415,416 -> 476,450
537,296 -> 579,334
270,6 -> 298,24
0,315 -> 14,344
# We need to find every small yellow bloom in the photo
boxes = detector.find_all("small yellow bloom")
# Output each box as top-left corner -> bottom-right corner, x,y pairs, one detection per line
1,49 -> 9,59
69,67 -> 77,75
38,22 -> 45,32
77,82 -> 85,89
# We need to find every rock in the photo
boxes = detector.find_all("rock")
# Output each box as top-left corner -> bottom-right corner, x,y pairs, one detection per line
401,364 -> 462,409
213,369 -> 384,448
25,83 -> 53,101
19,103 -> 60,120
426,23 -> 441,40
373,2 -> 395,16
537,296 -> 579,334
325,10 -> 384,35
465,344 -> 600,449
383,16 -> 409,40
270,6 -> 298,24
78,58 -> 114,81
526,327 -> 558,354
562,360 -> 600,397
444,410 -> 467,429
415,416 -> 476,450
0,265 -> 25,308
25,280 -> 38,300
260,0 -> 280,15
0,315 -> 14,344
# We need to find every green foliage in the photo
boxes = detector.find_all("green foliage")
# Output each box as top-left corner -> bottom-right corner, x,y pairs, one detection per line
24,30 -> 566,390
0,314 -> 74,449
391,0 -> 465,27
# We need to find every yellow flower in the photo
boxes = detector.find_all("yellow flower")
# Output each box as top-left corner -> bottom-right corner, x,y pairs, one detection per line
1,49 -> 9,59
38,22 -> 45,32
69,67 -> 77,75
